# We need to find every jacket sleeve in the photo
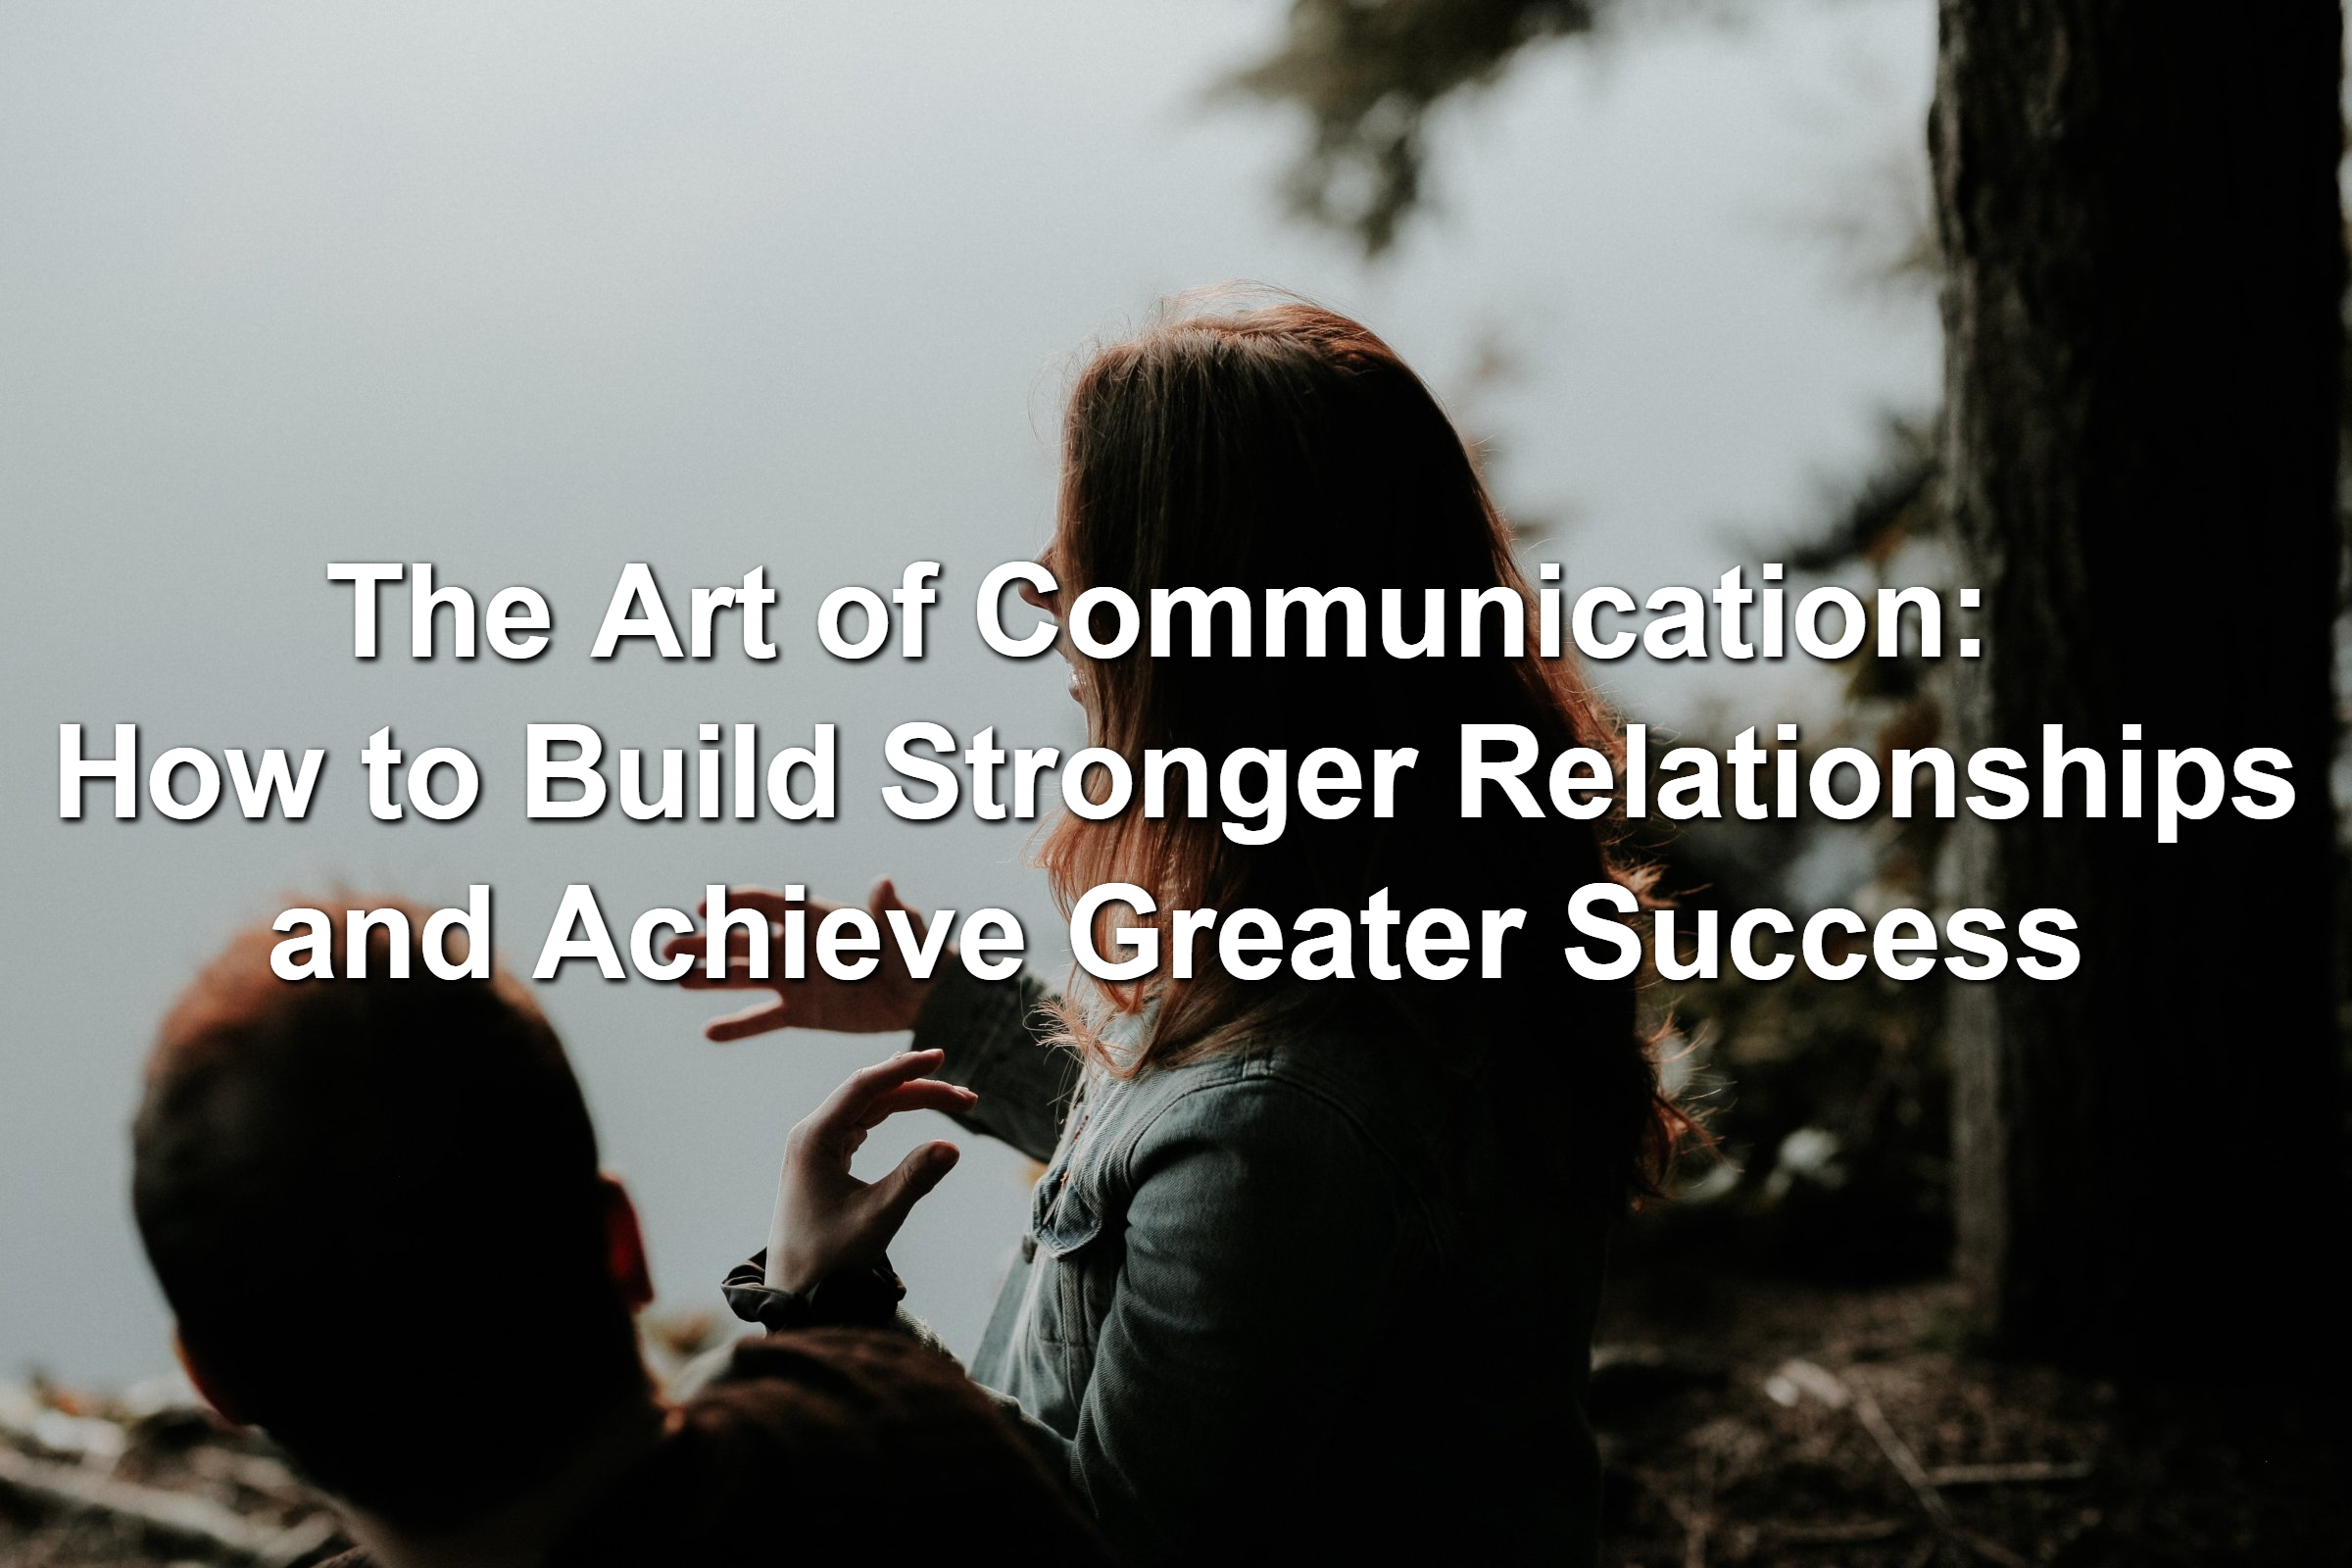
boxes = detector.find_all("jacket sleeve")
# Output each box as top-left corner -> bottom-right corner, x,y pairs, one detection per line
717,1255 -> 1082,1486
1061,1077 -> 1428,1564
910,964 -> 1080,1163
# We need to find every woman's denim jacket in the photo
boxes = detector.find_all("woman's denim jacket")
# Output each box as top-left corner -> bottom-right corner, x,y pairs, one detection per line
909,964 -> 1607,1566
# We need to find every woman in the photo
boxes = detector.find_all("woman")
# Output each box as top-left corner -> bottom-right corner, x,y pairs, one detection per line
675,297 -> 1684,1564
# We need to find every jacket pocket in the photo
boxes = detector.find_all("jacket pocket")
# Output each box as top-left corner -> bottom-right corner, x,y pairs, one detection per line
1027,1172 -> 1109,1363
1033,1176 -> 1104,1260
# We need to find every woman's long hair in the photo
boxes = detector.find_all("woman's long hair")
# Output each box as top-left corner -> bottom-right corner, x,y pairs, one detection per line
1038,293 -> 1686,1203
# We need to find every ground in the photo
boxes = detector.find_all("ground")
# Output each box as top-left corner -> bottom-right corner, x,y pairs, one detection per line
1592,1270 -> 2351,1567
4,1280 -> 2344,1565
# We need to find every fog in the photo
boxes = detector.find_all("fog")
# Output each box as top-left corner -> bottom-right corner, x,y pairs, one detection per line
0,0 -> 1935,1381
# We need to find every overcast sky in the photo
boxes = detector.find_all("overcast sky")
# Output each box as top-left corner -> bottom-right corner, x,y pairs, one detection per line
0,0 -> 1936,1382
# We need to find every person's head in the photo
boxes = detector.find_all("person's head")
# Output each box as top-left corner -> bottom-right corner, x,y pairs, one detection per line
1040,289 -> 1684,1199
131,903 -> 652,1528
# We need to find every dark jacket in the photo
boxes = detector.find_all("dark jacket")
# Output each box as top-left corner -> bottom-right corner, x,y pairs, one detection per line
318,1328 -> 1110,1566
914,964 -> 1609,1566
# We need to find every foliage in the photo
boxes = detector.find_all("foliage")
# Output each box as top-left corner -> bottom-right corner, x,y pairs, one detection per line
1223,0 -> 1612,255
1636,414 -> 1957,1283
1230,0 -> 2352,1281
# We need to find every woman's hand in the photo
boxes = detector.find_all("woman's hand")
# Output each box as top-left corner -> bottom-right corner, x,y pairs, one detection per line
767,1049 -> 974,1293
665,878 -> 936,1042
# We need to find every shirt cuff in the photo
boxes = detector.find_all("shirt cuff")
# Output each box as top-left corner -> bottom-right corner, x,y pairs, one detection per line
722,1250 -> 906,1333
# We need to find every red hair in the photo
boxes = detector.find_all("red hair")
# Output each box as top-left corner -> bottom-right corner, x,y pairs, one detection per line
1038,294 -> 1686,1200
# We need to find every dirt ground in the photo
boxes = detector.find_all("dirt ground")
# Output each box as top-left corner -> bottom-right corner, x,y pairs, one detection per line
5,1278 -> 2344,1565
1592,1272 -> 2351,1567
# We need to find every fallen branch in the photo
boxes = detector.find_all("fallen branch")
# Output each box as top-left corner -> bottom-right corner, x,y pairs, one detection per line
1928,1459 -> 2093,1488
1769,1518 -> 1908,1544
0,1444 -> 338,1566
1770,1359 -> 2032,1568
1844,1379 -> 1958,1535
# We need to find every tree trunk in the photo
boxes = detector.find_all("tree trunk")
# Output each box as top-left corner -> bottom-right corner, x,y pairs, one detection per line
1933,1 -> 2346,1375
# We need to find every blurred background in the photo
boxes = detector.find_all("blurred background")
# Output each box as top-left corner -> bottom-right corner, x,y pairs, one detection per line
2,3 -> 2343,1564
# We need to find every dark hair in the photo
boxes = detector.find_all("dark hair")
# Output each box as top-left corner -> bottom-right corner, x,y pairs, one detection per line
1040,292 -> 1685,1201
130,903 -> 642,1524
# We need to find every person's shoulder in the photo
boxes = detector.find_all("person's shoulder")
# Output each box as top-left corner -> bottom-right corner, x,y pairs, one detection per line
685,1327 -> 1030,1461
1146,1007 -> 1468,1145
710,1322 -> 965,1396
549,1329 -> 1108,1565
1114,1012 -> 1469,1199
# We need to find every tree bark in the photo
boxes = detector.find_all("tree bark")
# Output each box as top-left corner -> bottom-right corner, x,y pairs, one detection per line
1934,0 -> 2346,1375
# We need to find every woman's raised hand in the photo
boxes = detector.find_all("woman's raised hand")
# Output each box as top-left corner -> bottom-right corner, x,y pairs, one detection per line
665,878 -> 936,1042
767,1049 -> 973,1293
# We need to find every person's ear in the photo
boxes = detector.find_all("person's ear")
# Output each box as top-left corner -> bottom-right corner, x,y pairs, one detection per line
599,1173 -> 655,1312
172,1329 -> 252,1428
1017,554 -> 1061,613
